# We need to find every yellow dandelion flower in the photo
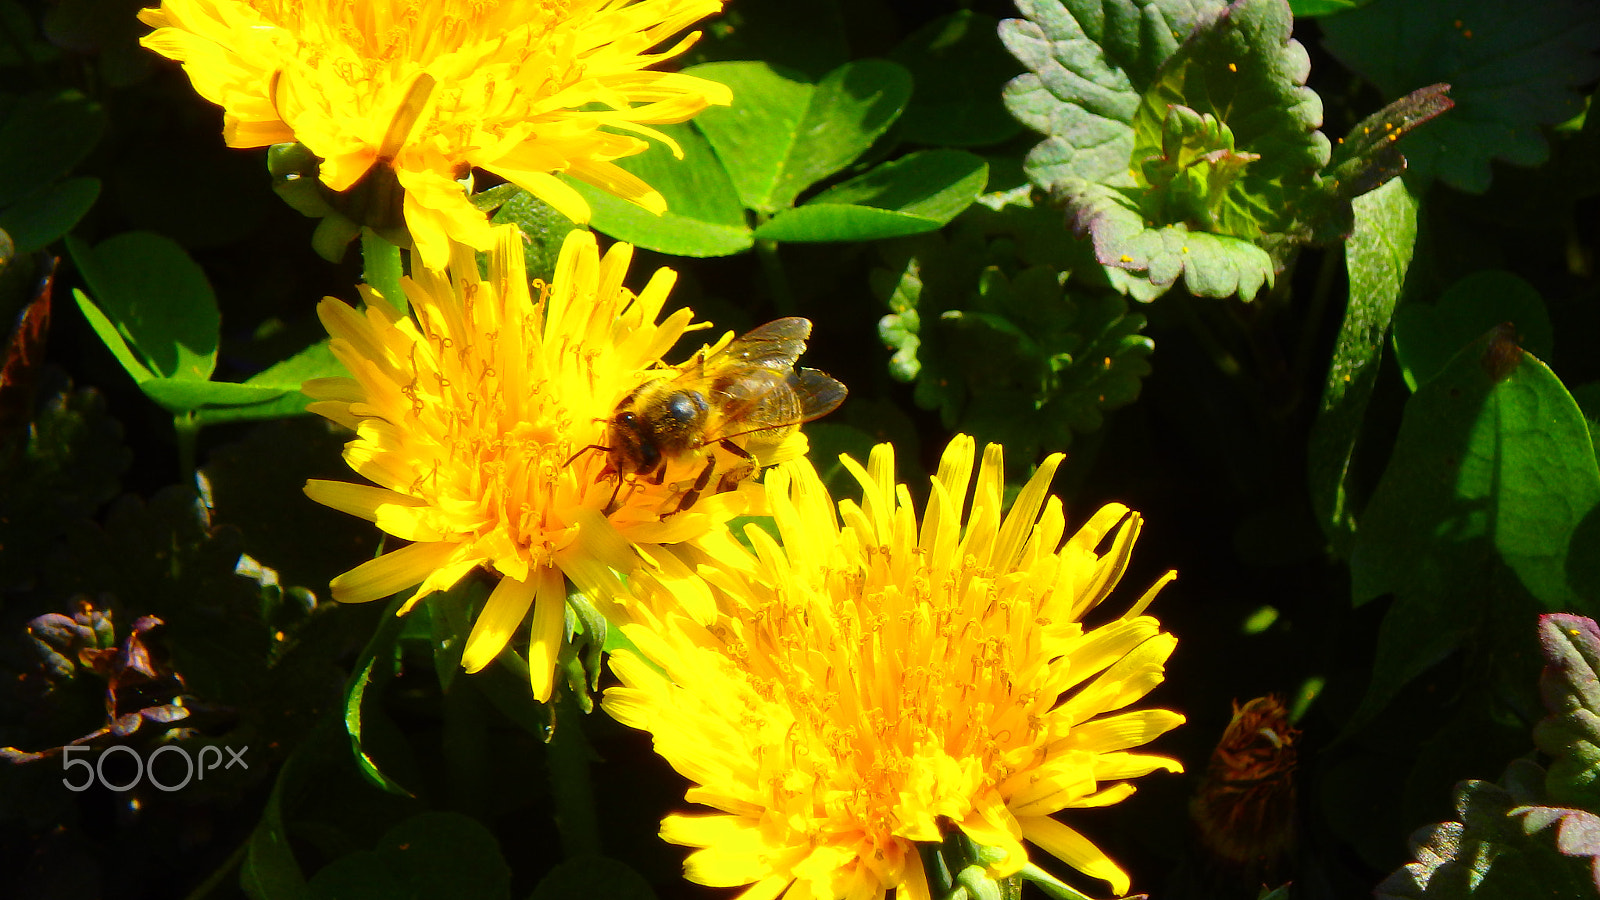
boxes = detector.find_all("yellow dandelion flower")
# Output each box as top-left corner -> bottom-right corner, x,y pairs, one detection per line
302,226 -> 778,702
603,436 -> 1185,900
137,0 -> 732,270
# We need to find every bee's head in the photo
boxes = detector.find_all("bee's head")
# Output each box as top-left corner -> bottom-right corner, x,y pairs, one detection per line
608,409 -> 660,473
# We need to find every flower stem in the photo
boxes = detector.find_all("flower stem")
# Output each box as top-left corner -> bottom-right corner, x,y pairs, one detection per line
361,228 -> 405,309
546,688 -> 601,858
755,238 -> 797,317
174,410 -> 200,480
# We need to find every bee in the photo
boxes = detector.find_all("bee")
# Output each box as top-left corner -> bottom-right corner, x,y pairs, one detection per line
603,317 -> 846,514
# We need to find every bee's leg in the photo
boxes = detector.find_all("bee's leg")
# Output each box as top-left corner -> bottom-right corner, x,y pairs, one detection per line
604,475 -> 625,514
714,439 -> 758,492
645,457 -> 669,486
668,456 -> 719,516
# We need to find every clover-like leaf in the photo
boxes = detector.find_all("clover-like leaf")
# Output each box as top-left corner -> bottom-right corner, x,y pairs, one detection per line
1003,0 -> 1332,300
1322,0 -> 1600,193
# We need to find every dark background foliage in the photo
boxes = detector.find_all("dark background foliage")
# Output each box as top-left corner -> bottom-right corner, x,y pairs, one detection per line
1,0 -> 1598,898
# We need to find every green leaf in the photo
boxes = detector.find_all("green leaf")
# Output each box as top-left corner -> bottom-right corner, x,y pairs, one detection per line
1289,0 -> 1371,14
528,856 -> 657,900
1308,177 -> 1419,553
1376,780 -> 1597,899
1535,614 -> 1600,810
343,593 -> 416,798
1354,327 -> 1600,610
1321,0 -> 1600,193
753,150 -> 988,242
67,231 -> 219,381
754,204 -> 952,242
1320,84 -> 1454,208
806,149 -> 988,223
564,121 -> 751,257
71,286 -> 154,384
872,204 -> 1154,458
141,378 -> 296,414
481,186 -> 580,281
195,339 -> 343,426
1002,0 -> 1216,188
243,719 -> 338,900
0,89 -> 105,208
890,11 -> 1024,147
1392,270 -> 1554,392
306,812 -> 511,900
690,60 -> 913,214
1346,327 -> 1600,733
1005,0 -> 1333,299
0,176 -> 98,252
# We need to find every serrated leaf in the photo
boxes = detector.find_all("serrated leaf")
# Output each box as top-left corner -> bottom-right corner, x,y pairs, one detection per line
1005,0 -> 1330,299
1392,270 -> 1554,392
690,60 -> 913,214
1322,0 -> 1600,193
1308,177 -> 1419,553
1535,614 -> 1600,810
141,378 -> 294,414
563,121 -> 750,257
890,11 -> 1024,147
754,204 -> 948,242
67,231 -> 219,381
1513,806 -> 1600,893
0,379 -> 129,590
1000,0 -> 1219,188
1377,780 -> 1597,899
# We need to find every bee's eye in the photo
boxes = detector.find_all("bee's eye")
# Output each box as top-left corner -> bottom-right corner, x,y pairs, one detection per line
615,411 -> 637,426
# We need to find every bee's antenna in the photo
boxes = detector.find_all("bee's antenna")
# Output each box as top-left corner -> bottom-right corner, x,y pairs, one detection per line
564,443 -> 609,468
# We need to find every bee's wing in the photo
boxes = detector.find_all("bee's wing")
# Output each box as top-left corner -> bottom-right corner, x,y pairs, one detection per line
791,368 -> 847,423
716,317 -> 812,371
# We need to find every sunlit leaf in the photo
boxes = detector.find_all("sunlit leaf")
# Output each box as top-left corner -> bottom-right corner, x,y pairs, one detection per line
1308,178 -> 1419,553
1392,270 -> 1554,392
1004,0 -> 1332,299
691,59 -> 912,214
